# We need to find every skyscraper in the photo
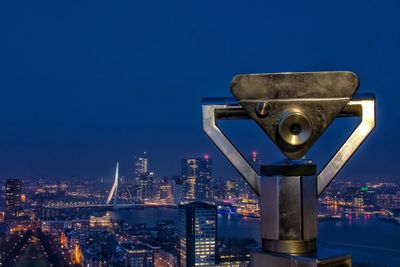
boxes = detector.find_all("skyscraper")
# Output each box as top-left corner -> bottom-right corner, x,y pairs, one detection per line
172,175 -> 183,205
178,202 -> 217,267
182,159 -> 196,202
135,172 -> 154,201
158,178 -> 173,204
134,152 -> 148,178
249,151 -> 261,174
5,179 -> 22,216
133,152 -> 154,201
181,156 -> 212,203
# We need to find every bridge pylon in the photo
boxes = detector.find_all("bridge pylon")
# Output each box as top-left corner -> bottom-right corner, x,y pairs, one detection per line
105,163 -> 119,207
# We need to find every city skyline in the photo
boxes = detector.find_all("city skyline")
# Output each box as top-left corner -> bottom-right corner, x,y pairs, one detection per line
1,166 -> 399,266
0,150 -> 394,182
0,151 -> 255,181
0,1 -> 398,266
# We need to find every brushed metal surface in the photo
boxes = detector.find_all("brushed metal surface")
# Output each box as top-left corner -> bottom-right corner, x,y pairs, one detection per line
230,71 -> 359,159
317,96 -> 376,196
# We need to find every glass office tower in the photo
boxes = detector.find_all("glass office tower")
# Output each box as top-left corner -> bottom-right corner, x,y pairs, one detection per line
178,202 -> 217,267
181,157 -> 212,203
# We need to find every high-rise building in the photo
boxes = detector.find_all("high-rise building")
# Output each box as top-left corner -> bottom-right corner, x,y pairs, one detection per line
135,172 -> 154,201
158,178 -> 173,204
182,160 -> 196,202
121,243 -> 154,267
172,175 -> 183,205
134,152 -> 148,178
181,156 -> 212,203
178,202 -> 217,267
5,179 -> 22,216
249,151 -> 261,174
133,152 -> 154,201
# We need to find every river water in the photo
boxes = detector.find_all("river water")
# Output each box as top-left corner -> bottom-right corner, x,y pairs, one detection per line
112,208 -> 400,267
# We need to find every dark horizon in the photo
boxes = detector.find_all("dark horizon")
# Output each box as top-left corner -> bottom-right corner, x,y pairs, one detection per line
0,1 -> 399,180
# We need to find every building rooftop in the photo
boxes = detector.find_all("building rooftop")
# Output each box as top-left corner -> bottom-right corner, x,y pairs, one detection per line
121,243 -> 152,252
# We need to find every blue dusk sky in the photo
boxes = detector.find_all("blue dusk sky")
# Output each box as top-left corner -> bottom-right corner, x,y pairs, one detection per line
0,1 -> 398,180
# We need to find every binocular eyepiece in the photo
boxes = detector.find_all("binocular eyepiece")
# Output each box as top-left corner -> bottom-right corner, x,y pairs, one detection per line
278,109 -> 312,146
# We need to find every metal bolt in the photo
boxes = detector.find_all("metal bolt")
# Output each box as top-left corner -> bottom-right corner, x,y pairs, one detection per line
255,101 -> 271,118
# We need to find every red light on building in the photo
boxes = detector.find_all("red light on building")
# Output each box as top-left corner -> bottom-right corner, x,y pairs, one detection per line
204,154 -> 209,160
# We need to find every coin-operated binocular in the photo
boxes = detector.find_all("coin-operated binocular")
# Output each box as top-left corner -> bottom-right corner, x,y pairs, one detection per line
202,72 -> 375,267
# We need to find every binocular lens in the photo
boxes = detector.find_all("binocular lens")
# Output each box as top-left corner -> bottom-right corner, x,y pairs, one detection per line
278,111 -> 312,146
289,123 -> 302,135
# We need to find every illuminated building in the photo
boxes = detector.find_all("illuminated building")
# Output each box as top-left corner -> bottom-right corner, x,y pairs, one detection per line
158,178 -> 173,204
181,156 -> 212,203
89,212 -> 112,229
133,152 -> 154,201
60,231 -> 68,248
224,180 -> 237,199
354,197 -> 364,208
157,247 -> 178,267
133,153 -> 154,201
5,179 -> 22,216
134,152 -> 149,178
121,243 -> 154,267
249,151 -> 261,174
182,160 -> 196,202
71,219 -> 90,230
40,207 -> 62,219
41,220 -> 71,236
172,175 -> 183,204
218,253 -> 250,267
135,172 -> 154,201
178,202 -> 217,267
67,230 -> 88,250
225,180 -> 236,191
72,243 -> 84,265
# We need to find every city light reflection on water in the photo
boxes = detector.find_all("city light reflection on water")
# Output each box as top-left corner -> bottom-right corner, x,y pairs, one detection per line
113,207 -> 400,266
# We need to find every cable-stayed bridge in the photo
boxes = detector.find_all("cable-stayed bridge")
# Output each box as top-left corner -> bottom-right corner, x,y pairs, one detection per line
42,163 -> 174,211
